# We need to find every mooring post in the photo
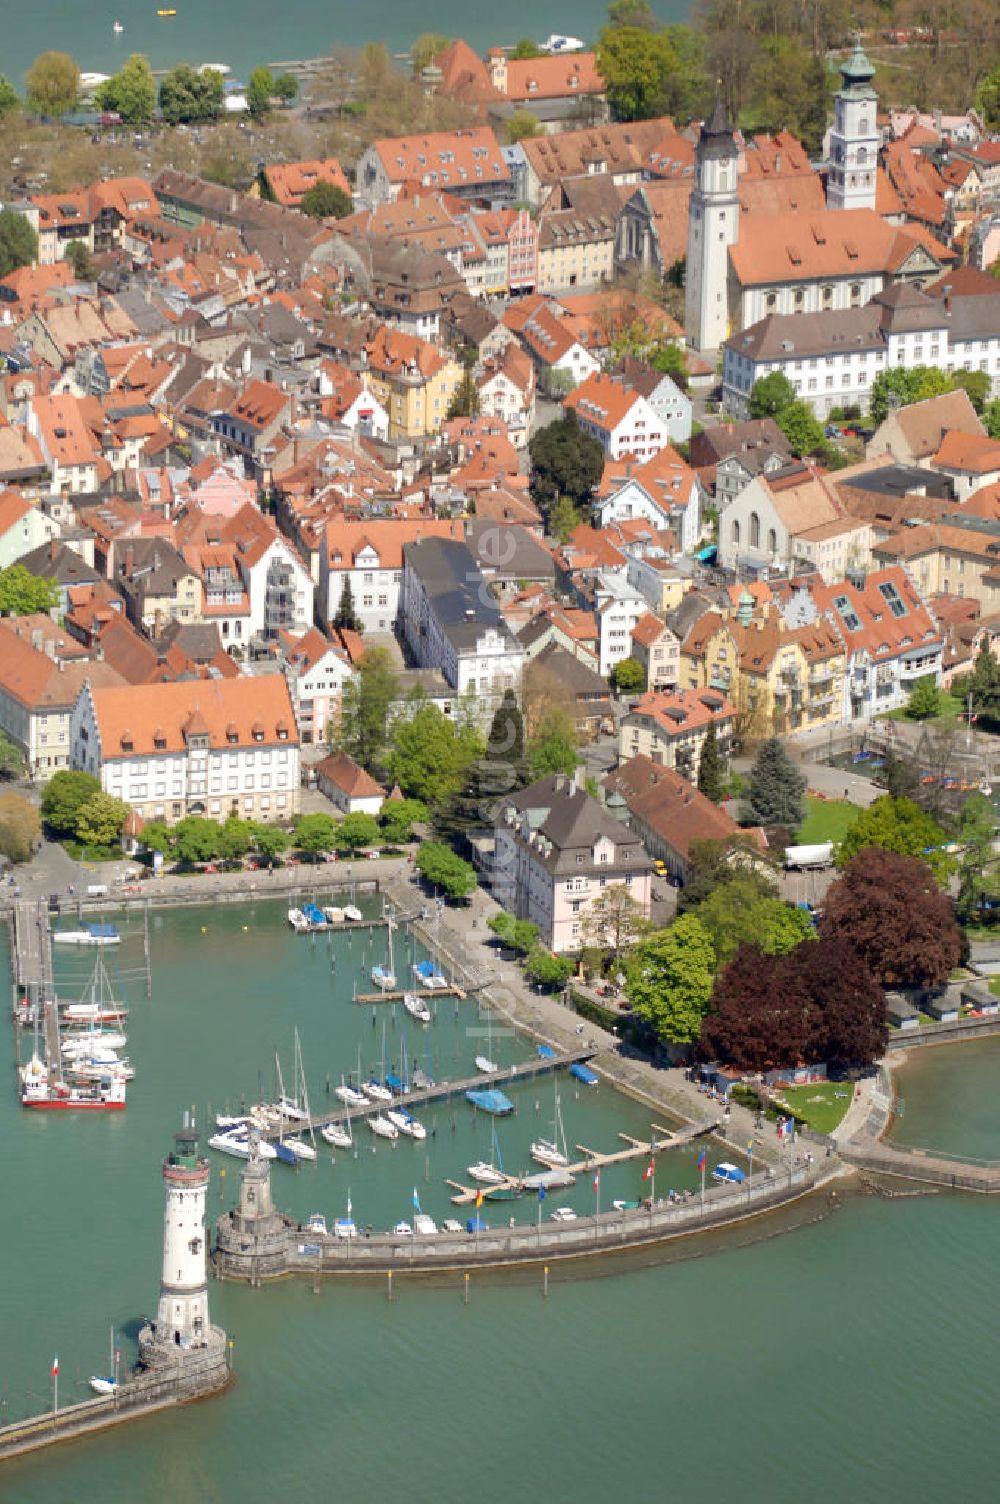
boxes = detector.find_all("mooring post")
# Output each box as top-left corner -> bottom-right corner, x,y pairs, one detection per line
463,1271 -> 469,1306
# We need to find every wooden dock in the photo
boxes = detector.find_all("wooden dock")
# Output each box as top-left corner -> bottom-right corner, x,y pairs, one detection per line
354,986 -> 466,1004
260,1049 -> 597,1141
446,1121 -> 720,1204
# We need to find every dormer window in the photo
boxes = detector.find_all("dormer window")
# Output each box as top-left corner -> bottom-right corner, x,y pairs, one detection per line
153,728 -> 167,750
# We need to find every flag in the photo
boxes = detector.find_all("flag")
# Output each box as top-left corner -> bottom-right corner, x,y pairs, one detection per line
475,1189 -> 484,1209
346,1193 -> 352,1219
696,1149 -> 706,1174
643,1158 -> 655,1181
593,1173 -> 600,1193
538,1184 -> 546,1201
412,1187 -> 421,1214
51,1356 -> 58,1378
747,1139 -> 754,1154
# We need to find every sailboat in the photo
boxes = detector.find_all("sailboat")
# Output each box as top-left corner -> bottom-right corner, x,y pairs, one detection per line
275,1043 -> 316,1162
531,1086 -> 569,1168
368,1113 -> 398,1140
367,1020 -> 393,1099
386,1106 -> 426,1139
322,1118 -> 352,1148
403,992 -> 432,1023
467,1122 -> 509,1186
89,1327 -> 119,1394
474,1008 -> 498,1074
371,914 -> 397,990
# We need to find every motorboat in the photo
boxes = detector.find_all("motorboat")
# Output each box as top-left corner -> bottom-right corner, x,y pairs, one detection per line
465,1088 -> 513,1115
112,21 -> 124,35
89,1375 -> 117,1395
62,1031 -> 127,1055
306,1213 -> 327,1236
20,1054 -> 126,1110
342,905 -> 363,923
412,1067 -> 434,1090
387,1108 -> 426,1140
392,1221 -> 413,1236
321,1122 -> 352,1148
413,1214 -> 438,1235
61,1003 -> 127,1026
53,924 -> 120,947
371,964 -> 396,990
302,903 -> 328,930
365,1080 -> 393,1103
215,1113 -> 249,1130
208,1130 -> 276,1160
69,1058 -> 135,1082
540,33 -> 584,52
712,1162 -> 746,1185
334,1218 -> 357,1238
466,1160 -> 506,1186
570,1062 -> 599,1087
368,1114 -> 399,1140
475,1055 -> 498,1075
403,993 -> 432,1023
550,1206 -> 577,1222
287,908 -> 310,933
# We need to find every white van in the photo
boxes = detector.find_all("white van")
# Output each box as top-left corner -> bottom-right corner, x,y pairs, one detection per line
86,884 -> 110,898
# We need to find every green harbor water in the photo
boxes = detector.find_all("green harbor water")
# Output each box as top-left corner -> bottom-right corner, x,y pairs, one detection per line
7,0 -> 689,95
890,1035 -> 1000,1161
4,902 -> 1000,1502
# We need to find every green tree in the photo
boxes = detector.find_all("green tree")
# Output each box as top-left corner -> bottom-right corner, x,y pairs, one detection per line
548,496 -> 581,545
868,365 -> 955,427
748,737 -> 806,828
527,705 -> 579,781
333,575 -> 362,632
597,24 -> 680,120
217,816 -> 255,864
985,399 -> 1000,441
73,792 -> 128,848
0,792 -> 41,863
337,647 -> 399,768
607,0 -> 660,29
835,795 -> 954,884
748,370 -> 795,419
379,797 -> 427,843
0,564 -> 59,616
610,657 -> 644,694
582,883 -> 652,966
40,770 -> 100,835
529,408 -> 605,512
0,730 -> 25,780
415,841 -> 476,900
440,691 -> 528,842
140,819 -> 173,857
0,210 -> 38,280
246,66 -> 275,118
335,811 -> 380,851
300,181 -> 353,219
697,722 -> 725,803
627,915 -> 716,1044
952,369 -> 991,415
697,877 -> 814,967
977,66 -> 1000,131
410,33 -> 450,74
273,72 -> 299,104
159,64 -> 224,125
905,675 -> 942,721
960,643 -> 1000,729
293,812 -> 338,855
25,51 -> 79,117
446,366 -> 480,420
506,110 -> 543,143
510,38 -> 545,59
251,822 -> 289,865
778,399 -> 824,457
677,836 -> 778,913
524,945 -> 574,988
173,816 -> 221,865
95,54 -> 156,123
388,703 -> 481,809
0,76 -> 20,119
488,913 -> 539,954
64,240 -> 95,280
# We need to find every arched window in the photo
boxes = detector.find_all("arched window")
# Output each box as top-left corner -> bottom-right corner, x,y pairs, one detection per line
767,528 -> 777,554
732,519 -> 741,547
750,511 -> 760,549
857,147 -> 868,165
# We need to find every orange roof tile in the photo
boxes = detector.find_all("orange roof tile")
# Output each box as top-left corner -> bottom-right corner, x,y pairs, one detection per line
89,676 -> 297,758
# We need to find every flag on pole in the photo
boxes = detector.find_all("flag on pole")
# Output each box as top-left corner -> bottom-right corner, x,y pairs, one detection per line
643,1158 -> 655,1181
475,1189 -> 484,1209
593,1173 -> 600,1193
346,1193 -> 352,1219
747,1139 -> 754,1154
696,1148 -> 706,1174
412,1187 -> 421,1214
538,1184 -> 546,1201
51,1356 -> 59,1378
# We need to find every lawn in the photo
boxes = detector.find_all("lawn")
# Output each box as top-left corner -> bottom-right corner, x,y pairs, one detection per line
796,796 -> 860,845
879,691 -> 971,728
772,1081 -> 854,1136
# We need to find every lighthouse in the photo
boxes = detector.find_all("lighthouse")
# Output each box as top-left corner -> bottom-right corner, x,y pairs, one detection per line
139,1120 -> 228,1385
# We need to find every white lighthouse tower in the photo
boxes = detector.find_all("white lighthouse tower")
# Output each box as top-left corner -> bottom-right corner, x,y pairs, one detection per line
139,1121 -> 228,1385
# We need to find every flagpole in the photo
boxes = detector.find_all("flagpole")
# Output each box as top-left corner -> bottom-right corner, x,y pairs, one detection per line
52,1361 -> 58,1414
700,1158 -> 705,1212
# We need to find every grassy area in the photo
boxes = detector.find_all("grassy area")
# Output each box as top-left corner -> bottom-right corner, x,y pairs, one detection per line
988,978 -> 1000,998
771,1081 -> 854,1136
796,797 -> 860,845
61,841 -> 122,863
879,691 -> 971,728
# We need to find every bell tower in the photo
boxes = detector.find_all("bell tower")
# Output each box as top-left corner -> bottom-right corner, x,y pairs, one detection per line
827,40 -> 878,211
685,96 -> 739,355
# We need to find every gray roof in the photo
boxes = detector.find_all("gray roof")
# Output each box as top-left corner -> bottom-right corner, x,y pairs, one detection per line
498,773 -> 651,876
466,519 -> 555,584
532,642 -> 610,699
18,540 -> 99,587
154,620 -> 225,661
405,537 -> 521,656
729,307 -> 884,362
690,419 -> 792,468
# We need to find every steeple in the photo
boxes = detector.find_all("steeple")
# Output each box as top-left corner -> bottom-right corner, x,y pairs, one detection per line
685,96 -> 740,353
697,95 -> 739,163
838,39 -> 877,95
826,39 -> 878,212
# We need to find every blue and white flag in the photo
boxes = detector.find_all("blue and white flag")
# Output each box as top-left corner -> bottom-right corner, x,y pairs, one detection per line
538,1184 -> 546,1201
412,1187 -> 421,1213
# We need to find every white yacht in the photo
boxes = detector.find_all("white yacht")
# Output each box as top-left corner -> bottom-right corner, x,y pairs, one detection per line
387,1108 -> 426,1140
475,1055 -> 498,1075
287,908 -> 310,933
279,1136 -> 316,1162
343,905 -> 363,923
466,1160 -> 506,1186
368,1114 -> 399,1140
334,1083 -> 369,1108
321,1122 -> 352,1148
365,1080 -> 393,1103
403,993 -> 432,1023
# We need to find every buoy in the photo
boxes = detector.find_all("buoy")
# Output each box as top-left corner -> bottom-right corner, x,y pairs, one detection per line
242,925 -> 248,932
201,926 -> 207,933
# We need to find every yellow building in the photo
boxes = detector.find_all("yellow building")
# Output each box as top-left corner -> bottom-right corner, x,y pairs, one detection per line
364,326 -> 462,441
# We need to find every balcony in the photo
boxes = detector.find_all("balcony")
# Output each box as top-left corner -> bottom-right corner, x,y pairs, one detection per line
809,667 -> 835,686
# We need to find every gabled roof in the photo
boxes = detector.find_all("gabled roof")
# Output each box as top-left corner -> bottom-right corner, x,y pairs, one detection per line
88,675 -> 298,758
603,755 -> 757,860
315,750 -> 384,799
729,208 -> 953,287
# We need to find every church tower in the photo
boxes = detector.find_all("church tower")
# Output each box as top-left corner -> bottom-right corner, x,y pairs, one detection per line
685,97 -> 739,355
140,1120 -> 227,1382
827,41 -> 878,212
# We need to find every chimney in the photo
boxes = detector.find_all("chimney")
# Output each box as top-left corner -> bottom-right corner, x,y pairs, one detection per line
573,763 -> 587,793
31,628 -> 43,652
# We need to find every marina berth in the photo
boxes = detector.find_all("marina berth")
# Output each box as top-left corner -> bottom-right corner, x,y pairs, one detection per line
321,1122 -> 352,1147
368,1114 -> 399,1140
413,960 -> 448,990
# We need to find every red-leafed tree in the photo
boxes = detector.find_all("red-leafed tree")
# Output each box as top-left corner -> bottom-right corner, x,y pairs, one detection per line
779,936 -> 887,1069
699,945 -> 816,1071
820,848 -> 961,990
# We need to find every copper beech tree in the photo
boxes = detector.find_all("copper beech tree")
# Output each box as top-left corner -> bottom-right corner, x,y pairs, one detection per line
820,848 -> 962,991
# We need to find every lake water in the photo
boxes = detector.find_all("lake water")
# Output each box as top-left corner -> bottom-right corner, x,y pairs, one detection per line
8,1 -> 690,91
890,1035 -> 1000,1162
4,904 -> 1000,1502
